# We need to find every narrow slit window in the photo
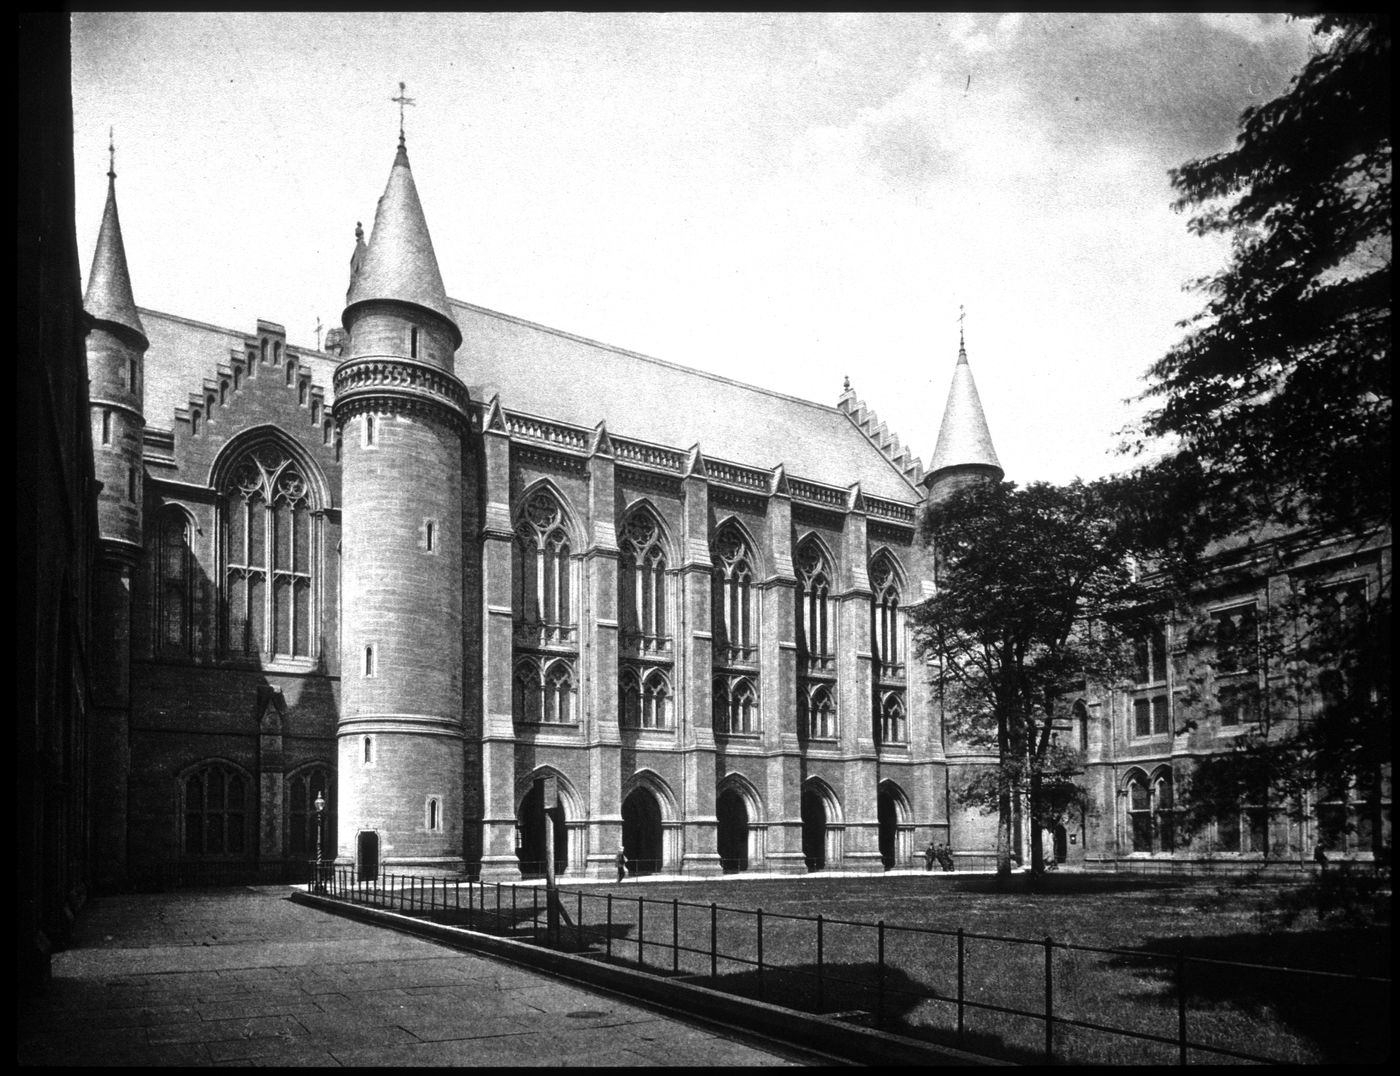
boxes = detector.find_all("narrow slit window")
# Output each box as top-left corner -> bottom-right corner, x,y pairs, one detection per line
298,380 -> 308,406
101,408 -> 112,445
364,644 -> 375,676
233,367 -> 241,390
129,358 -> 138,392
285,360 -> 295,386
191,409 -> 200,435
425,519 -> 436,552
219,381 -> 228,406
364,414 -> 376,446
426,797 -> 439,831
127,466 -> 137,502
311,400 -> 320,425
363,736 -> 373,765
410,326 -> 419,358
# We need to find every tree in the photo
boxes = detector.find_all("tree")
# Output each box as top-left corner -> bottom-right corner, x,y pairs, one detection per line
1136,14 -> 1391,539
912,477 -> 1169,881
1175,561 -> 1391,863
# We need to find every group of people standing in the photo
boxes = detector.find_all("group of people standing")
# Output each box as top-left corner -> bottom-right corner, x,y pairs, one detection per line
924,842 -> 955,872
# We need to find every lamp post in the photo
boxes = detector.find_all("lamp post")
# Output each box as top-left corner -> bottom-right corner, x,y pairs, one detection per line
314,791 -> 326,893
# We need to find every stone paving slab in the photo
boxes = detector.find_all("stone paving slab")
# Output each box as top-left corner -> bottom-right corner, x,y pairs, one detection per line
18,887 -> 821,1068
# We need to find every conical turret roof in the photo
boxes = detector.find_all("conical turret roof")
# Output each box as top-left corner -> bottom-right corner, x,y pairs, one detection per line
345,140 -> 461,347
84,170 -> 146,345
927,337 -> 1001,478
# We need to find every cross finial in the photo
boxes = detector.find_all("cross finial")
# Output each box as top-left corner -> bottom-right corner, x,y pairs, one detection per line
958,304 -> 966,351
315,317 -> 323,351
391,80 -> 416,147
108,126 -> 116,180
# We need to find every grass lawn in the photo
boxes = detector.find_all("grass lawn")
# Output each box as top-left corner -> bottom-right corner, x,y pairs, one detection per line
388,869 -> 1391,1065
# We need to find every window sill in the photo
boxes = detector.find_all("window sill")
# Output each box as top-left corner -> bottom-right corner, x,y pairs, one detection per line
715,731 -> 762,740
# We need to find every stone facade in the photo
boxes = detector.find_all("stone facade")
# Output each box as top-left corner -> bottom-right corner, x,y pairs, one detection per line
82,136 -> 1390,888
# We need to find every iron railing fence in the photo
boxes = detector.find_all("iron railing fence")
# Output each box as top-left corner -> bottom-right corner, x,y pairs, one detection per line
314,866 -> 1389,1065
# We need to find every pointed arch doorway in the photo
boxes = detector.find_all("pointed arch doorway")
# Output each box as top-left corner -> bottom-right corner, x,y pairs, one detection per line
621,787 -> 664,876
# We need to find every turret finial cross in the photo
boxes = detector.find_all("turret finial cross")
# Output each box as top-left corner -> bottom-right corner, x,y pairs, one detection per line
108,126 -> 116,180
391,81 -> 416,146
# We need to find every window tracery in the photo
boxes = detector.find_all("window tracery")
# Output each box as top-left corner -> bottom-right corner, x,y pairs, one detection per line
221,444 -> 317,660
796,539 -> 834,674
802,682 -> 837,739
620,509 -> 669,654
183,762 -> 249,856
713,674 -> 759,735
513,490 -> 575,647
286,765 -> 330,856
620,666 -> 672,729
155,506 -> 193,655
711,524 -> 756,666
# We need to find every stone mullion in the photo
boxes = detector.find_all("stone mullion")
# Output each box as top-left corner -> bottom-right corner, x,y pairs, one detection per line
477,421 -> 518,879
761,477 -> 804,873
838,502 -> 880,872
585,445 -> 622,876
680,464 -> 720,875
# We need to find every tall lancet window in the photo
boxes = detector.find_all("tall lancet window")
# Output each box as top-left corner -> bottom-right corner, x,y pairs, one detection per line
512,490 -> 575,647
155,506 -> 194,655
222,444 -> 317,659
711,524 -> 757,667
620,509 -> 669,654
795,538 -> 835,675
869,553 -> 904,680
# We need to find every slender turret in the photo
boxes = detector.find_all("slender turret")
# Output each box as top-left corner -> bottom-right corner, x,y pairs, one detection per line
334,127 -> 468,875
923,327 -> 1002,503
85,134 -> 148,888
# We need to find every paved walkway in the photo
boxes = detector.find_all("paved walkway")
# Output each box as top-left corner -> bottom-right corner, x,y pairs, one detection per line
17,887 -> 832,1067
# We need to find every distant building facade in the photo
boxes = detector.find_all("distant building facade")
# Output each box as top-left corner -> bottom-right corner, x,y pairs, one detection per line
79,132 -> 1389,886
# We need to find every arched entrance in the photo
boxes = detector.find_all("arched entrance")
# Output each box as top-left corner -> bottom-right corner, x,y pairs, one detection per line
716,788 -> 749,873
878,789 -> 897,869
1053,823 -> 1068,864
356,831 -> 378,882
622,788 -> 664,876
517,781 -> 567,879
801,789 -> 827,870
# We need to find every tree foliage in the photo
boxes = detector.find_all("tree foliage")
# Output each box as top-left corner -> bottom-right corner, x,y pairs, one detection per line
1137,13 -> 1391,538
912,477 -> 1171,879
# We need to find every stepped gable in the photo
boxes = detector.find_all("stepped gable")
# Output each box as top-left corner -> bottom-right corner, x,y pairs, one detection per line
836,378 -> 926,488
449,300 -> 921,504
139,312 -> 339,490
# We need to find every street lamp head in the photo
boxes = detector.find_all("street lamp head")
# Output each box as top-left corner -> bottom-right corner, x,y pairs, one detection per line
315,791 -> 326,814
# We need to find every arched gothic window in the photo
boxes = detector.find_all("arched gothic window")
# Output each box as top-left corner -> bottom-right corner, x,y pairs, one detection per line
183,762 -> 249,856
620,510 -> 669,653
513,490 -> 574,646
542,660 -> 575,723
621,666 -> 672,729
879,691 -> 907,745
796,539 -> 834,673
712,524 -> 756,666
714,675 -> 759,735
155,506 -> 194,655
1154,772 -> 1175,853
286,765 -> 331,856
1126,773 -> 1153,853
513,658 -> 542,724
803,682 -> 837,739
222,445 -> 317,659
869,554 -> 904,679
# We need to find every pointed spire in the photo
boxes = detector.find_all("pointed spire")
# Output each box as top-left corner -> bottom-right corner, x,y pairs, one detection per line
345,138 -> 461,348
926,327 -> 1001,483
84,130 -> 147,345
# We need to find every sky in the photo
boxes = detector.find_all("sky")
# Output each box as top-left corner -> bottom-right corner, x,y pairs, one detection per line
71,12 -> 1319,486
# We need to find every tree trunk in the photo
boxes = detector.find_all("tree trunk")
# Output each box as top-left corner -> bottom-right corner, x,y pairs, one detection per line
996,717 -> 1013,886
1029,768 -> 1045,877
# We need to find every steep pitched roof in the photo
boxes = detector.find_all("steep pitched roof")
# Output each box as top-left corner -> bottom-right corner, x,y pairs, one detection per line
451,301 -> 921,503
928,339 -> 1001,478
344,142 -> 460,347
84,172 -> 146,344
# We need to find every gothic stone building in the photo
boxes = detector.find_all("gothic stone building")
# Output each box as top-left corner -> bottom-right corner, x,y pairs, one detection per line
84,136 -> 1389,886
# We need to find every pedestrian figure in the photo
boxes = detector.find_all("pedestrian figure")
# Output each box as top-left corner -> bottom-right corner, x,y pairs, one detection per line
924,841 -> 937,872
939,845 -> 955,872
1313,845 -> 1328,872
615,848 -> 627,883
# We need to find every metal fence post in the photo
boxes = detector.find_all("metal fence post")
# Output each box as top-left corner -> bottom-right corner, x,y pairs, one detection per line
533,886 -> 539,943
496,881 -> 501,925
673,899 -> 680,973
638,896 -> 645,967
578,890 -> 584,951
1177,951 -> 1188,1065
756,909 -> 764,1001
877,920 -> 886,1029
607,894 -> 613,959
816,914 -> 825,1012
710,903 -> 718,980
957,928 -> 966,1046
1044,936 -> 1054,1064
